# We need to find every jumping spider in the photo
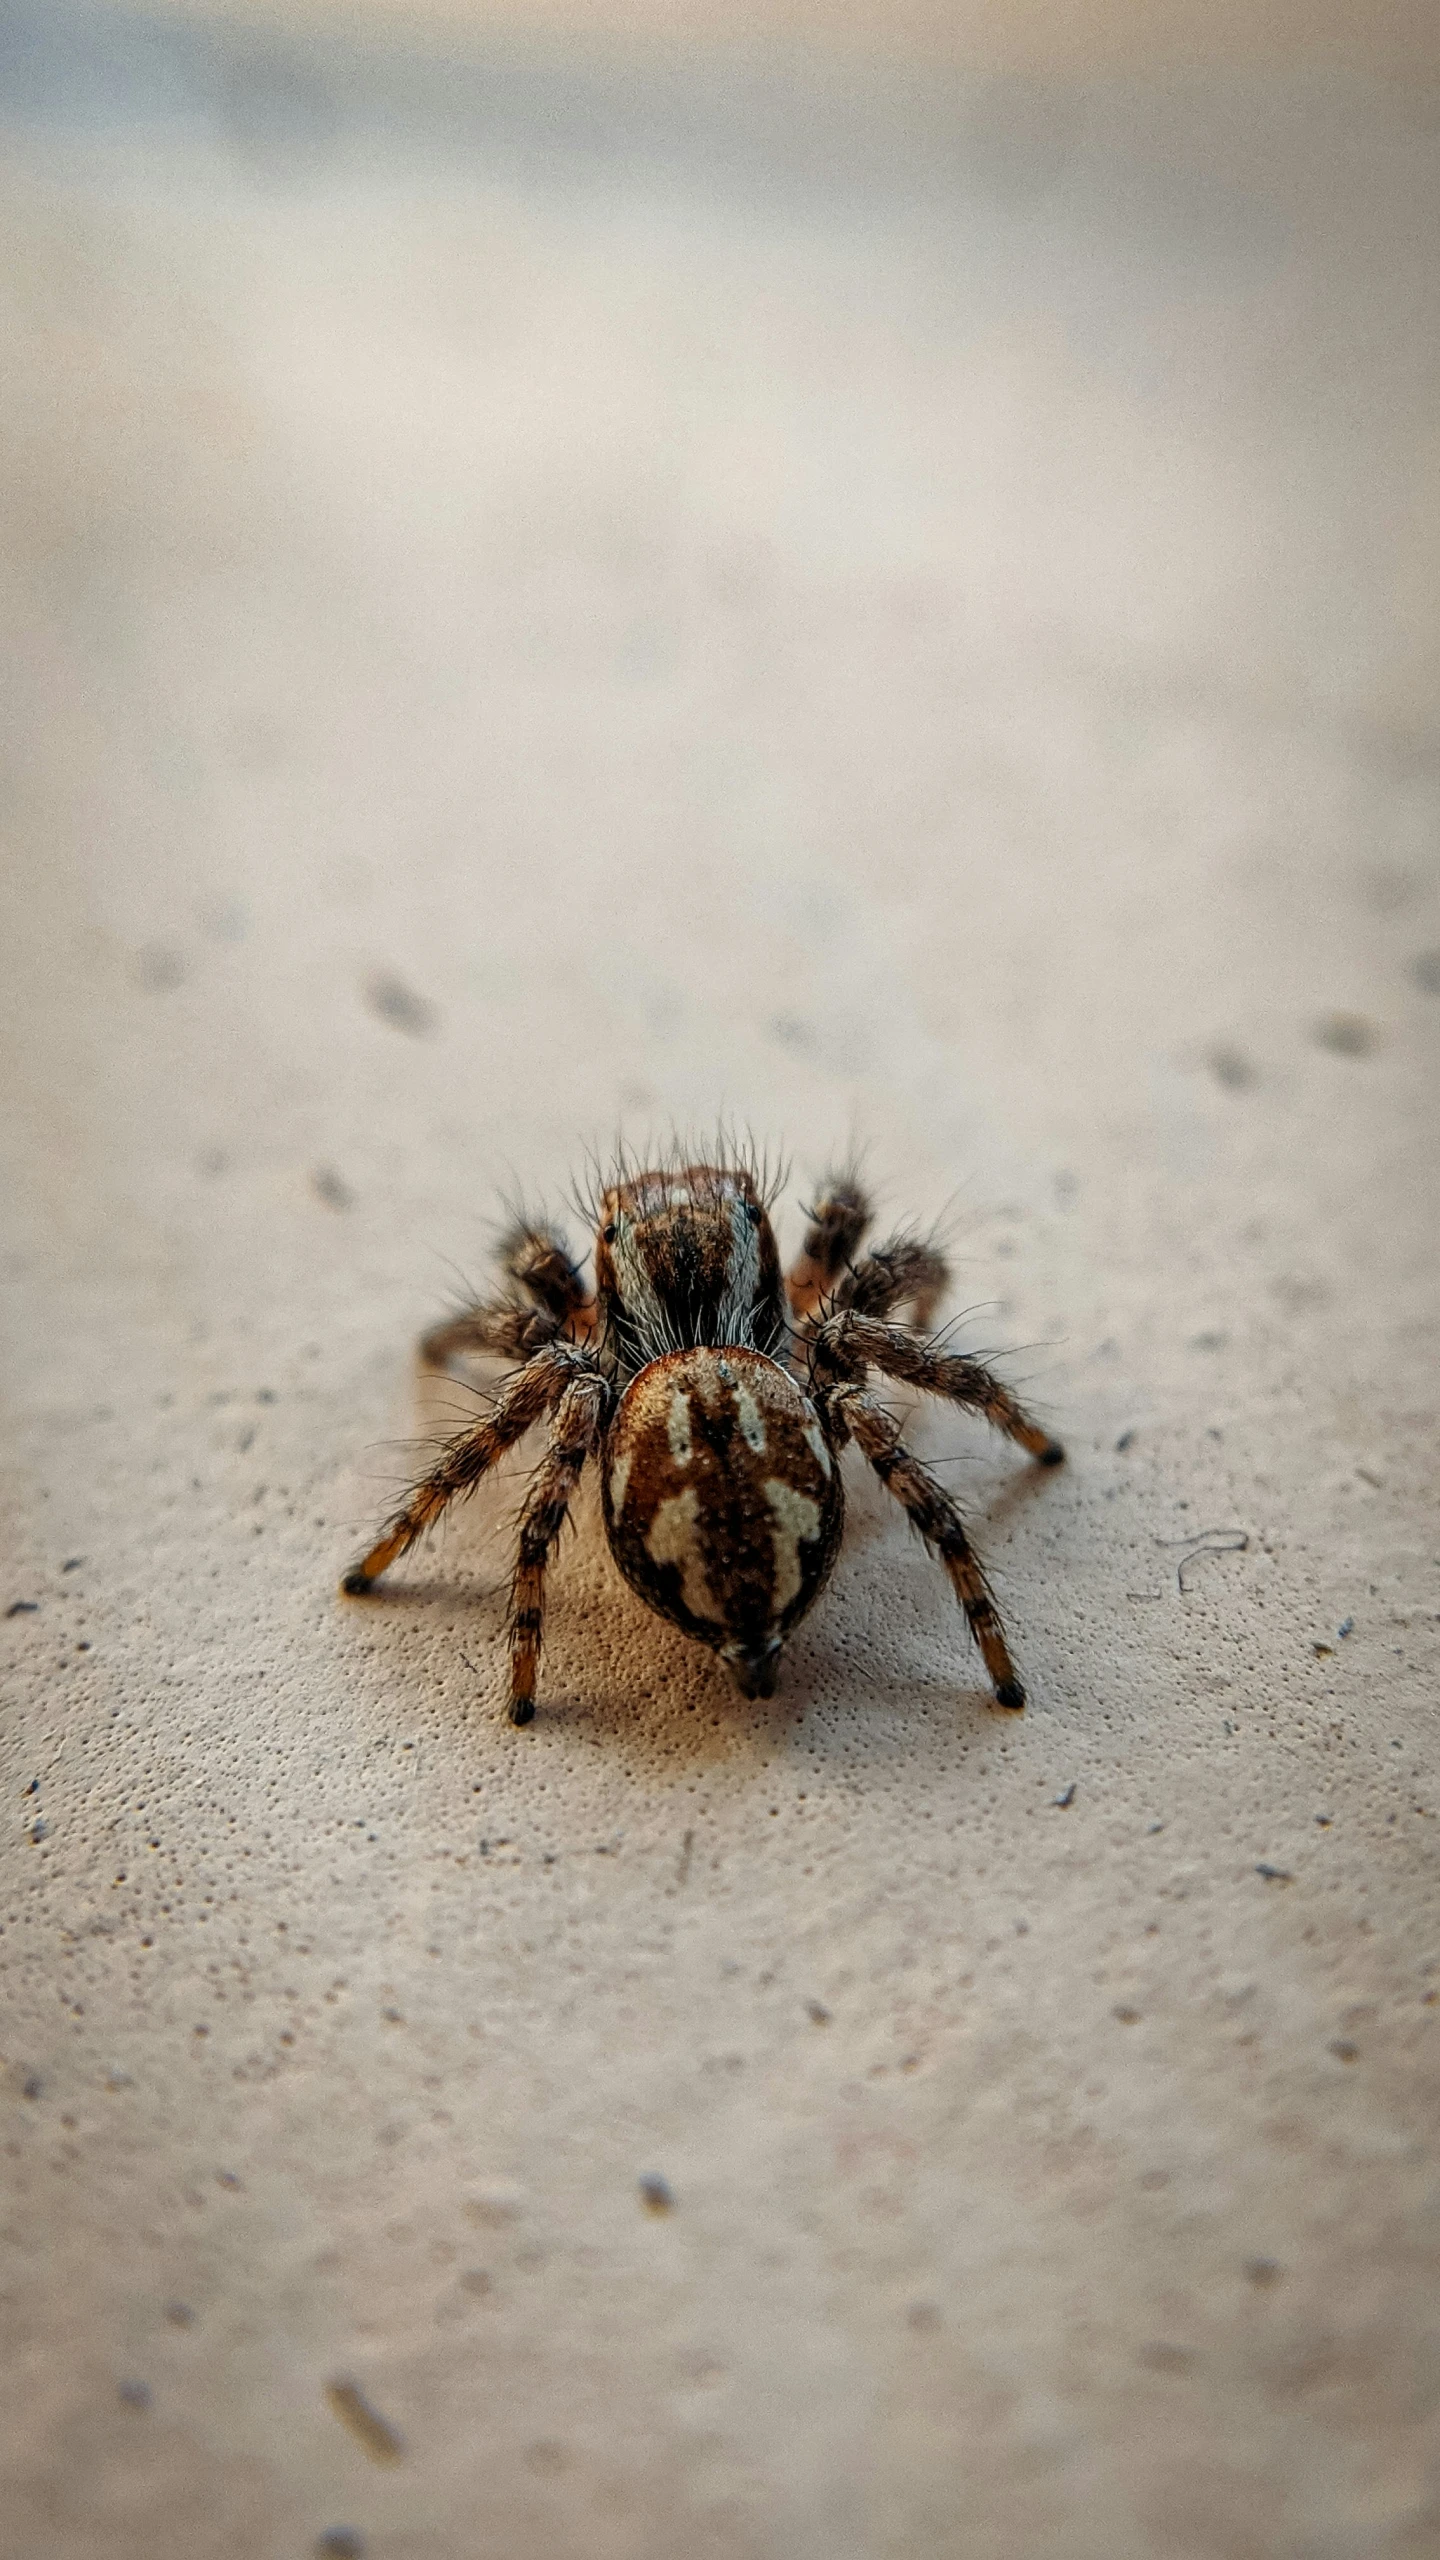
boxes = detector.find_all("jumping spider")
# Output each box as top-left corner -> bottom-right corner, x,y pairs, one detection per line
341,1149 -> 1064,1722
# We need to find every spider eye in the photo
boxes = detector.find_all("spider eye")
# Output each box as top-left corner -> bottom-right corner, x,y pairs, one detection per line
744,1199 -> 763,1227
601,1221 -> 617,1245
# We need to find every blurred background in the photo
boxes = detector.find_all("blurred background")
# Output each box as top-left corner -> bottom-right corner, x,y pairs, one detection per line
3,9 -> 1439,2558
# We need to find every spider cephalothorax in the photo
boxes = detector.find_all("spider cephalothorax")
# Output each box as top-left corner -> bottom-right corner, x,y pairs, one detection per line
341,1147 -> 1064,1722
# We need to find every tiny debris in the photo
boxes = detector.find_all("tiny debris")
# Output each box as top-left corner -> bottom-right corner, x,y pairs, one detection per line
1137,2341 -> 1196,2374
6,1600 -> 38,1617
1313,1011 -> 1378,1057
1337,1617 -> 1354,1639
1053,1783 -> 1077,1809
1158,1527 -> 1249,1595
1189,1330 -> 1227,1352
118,2379 -> 152,2411
1315,1813 -> 1333,1827
22,2074 -> 42,2101
324,2377 -> 405,2465
315,2532 -> 366,2560
1255,1863 -> 1294,1884
638,2173 -> 674,2215
62,1557 -> 83,1573
365,971 -> 436,1037
215,2169 -> 242,2189
311,1166 -> 354,1211
1313,1642 -> 1334,1658
1114,1428 -> 1135,1451
805,1999 -> 832,2025
1328,2038 -> 1360,2064
1244,2257 -> 1282,2286
165,2301 -> 195,2327
1112,2005 -> 1142,2025
906,2301 -> 943,2332
675,1827 -> 694,1888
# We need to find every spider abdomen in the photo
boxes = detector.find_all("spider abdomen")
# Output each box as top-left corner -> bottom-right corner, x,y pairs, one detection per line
601,1346 -> 844,1698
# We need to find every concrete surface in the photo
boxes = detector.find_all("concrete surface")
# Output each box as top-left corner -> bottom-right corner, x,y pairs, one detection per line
2,13 -> 1439,2557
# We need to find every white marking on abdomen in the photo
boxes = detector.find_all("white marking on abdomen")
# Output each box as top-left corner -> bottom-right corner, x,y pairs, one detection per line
645,1488 -> 719,1625
732,1380 -> 766,1452
764,1479 -> 822,1615
667,1391 -> 693,1463
803,1419 -> 832,1477
608,1451 -> 633,1515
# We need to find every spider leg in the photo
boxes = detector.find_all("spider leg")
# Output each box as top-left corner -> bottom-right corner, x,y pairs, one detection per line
812,1311 -> 1064,1466
498,1217 -> 594,1330
420,1217 -> 596,1372
834,1233 -> 950,1330
340,1342 -> 597,1591
506,1369 -> 610,1724
420,1301 -> 559,1371
821,1380 -> 1026,1708
786,1168 -> 873,1322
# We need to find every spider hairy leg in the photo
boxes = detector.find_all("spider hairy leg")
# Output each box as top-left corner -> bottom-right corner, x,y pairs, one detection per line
815,1312 -> 1064,1466
419,1302 -> 557,1372
507,1371 -> 608,1724
786,1168 -> 873,1321
499,1219 -> 593,1327
826,1382 -> 1027,1707
340,1344 -> 594,1592
838,1233 -> 950,1330
420,1218 -> 595,1373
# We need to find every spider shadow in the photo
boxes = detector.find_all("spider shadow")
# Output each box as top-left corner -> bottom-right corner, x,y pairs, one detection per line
336,1419 -> 1065,1773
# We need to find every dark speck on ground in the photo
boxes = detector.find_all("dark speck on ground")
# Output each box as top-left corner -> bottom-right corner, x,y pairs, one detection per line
1313,1011 -> 1378,1056
1208,1042 -> 1258,1089
366,971 -> 436,1036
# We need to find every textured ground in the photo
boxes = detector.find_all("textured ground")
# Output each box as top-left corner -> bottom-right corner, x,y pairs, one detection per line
2,13 -> 1439,2557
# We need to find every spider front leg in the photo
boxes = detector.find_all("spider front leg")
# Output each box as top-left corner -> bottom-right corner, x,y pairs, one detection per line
813,1311 -> 1064,1467
506,1370 -> 610,1724
822,1381 -> 1027,1708
786,1168 -> 873,1321
420,1217 -> 596,1374
340,1342 -> 596,1592
787,1169 -> 948,1331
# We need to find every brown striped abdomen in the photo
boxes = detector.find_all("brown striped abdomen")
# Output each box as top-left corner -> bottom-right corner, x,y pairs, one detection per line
601,1348 -> 843,1696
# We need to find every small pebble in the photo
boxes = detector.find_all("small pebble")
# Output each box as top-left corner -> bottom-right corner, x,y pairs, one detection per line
638,2174 -> 674,2214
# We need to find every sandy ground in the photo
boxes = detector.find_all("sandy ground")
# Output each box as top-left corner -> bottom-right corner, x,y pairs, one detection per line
2,11 -> 1439,2557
